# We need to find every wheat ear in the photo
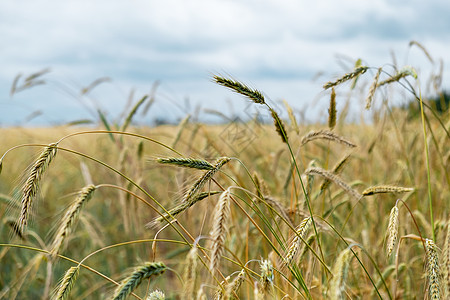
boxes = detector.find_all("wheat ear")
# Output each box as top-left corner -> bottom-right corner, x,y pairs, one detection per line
213,75 -> 265,104
442,221 -> 449,298
53,266 -> 79,300
120,94 -> 148,132
323,66 -> 368,89
362,185 -> 414,196
18,143 -> 57,234
320,153 -> 351,192
196,286 -> 207,300
171,114 -> 191,148
224,269 -> 245,300
147,290 -> 165,300
50,185 -> 96,259
113,262 -> 166,300
259,259 -> 274,296
146,191 -> 221,228
263,196 -> 293,225
270,108 -> 288,144
329,247 -> 353,300
305,167 -> 362,201
156,157 -> 214,170
183,157 -> 231,204
386,205 -> 399,258
328,87 -> 337,129
365,68 -> 382,110
409,40 -> 434,63
6,219 -> 25,240
301,130 -> 357,148
425,239 -> 442,300
183,246 -> 198,300
213,276 -> 230,300
377,66 -> 417,87
284,217 -> 312,267
209,189 -> 231,275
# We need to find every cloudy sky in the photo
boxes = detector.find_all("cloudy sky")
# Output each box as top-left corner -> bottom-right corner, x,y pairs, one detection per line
1,0 -> 449,126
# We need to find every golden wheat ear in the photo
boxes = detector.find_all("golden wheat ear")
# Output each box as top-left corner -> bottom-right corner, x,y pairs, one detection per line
365,67 -> 382,110
323,66 -> 368,89
50,185 -> 97,259
305,167 -> 362,201
442,221 -> 449,299
386,204 -> 399,258
183,246 -> 198,300
209,189 -> 232,276
283,217 -> 312,267
52,266 -> 79,300
328,247 -> 353,300
182,157 -> 231,204
424,239 -> 442,300
362,185 -> 414,196
301,130 -> 357,148
18,143 -> 58,234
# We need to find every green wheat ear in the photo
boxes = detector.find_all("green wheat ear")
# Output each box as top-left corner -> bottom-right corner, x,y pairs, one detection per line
213,75 -> 266,104
113,262 -> 166,300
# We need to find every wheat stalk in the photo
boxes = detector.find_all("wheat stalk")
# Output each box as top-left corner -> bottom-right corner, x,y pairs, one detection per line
53,266 -> 79,300
50,185 -> 96,259
209,189 -> 232,275
386,205 -> 399,258
305,167 -> 362,201
18,143 -> 57,234
425,239 -> 442,299
156,157 -> 215,170
113,262 -> 166,300
213,75 -> 265,104
362,185 -> 414,196
323,66 -> 368,89
365,68 -> 382,110
301,130 -> 357,148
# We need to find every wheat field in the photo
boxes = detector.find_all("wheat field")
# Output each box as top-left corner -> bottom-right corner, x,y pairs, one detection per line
0,45 -> 449,299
